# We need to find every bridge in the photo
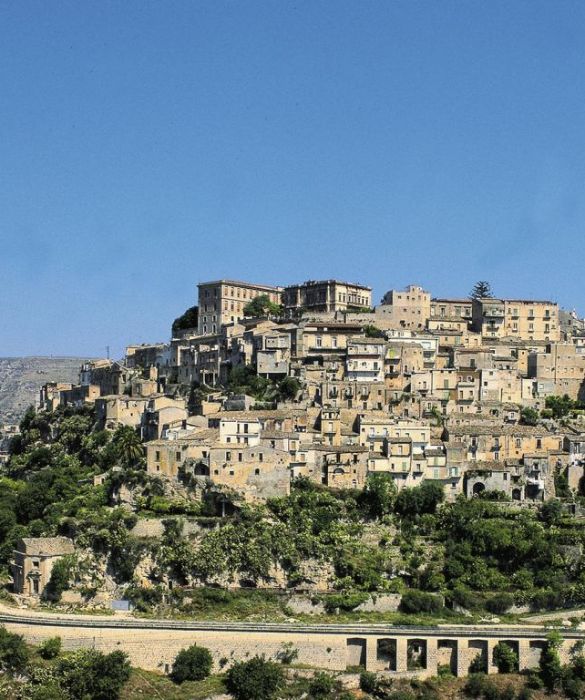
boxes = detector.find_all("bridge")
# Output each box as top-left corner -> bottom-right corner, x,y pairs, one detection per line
2,606 -> 583,678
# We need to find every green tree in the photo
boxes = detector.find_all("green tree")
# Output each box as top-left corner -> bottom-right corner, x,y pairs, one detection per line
0,626 -> 29,673
363,325 -> 385,338
243,295 -> 281,318
492,642 -> 518,673
43,555 -> 75,602
171,644 -> 213,683
539,499 -> 563,526
39,636 -> 62,659
520,407 -> 539,426
57,648 -> 131,700
470,281 -> 494,299
172,305 -> 199,334
308,672 -> 337,698
112,426 -> 144,468
399,590 -> 443,614
539,632 -> 563,691
226,656 -> 284,700
277,376 -> 301,401
359,472 -> 397,517
395,481 -> 444,519
545,394 -> 576,419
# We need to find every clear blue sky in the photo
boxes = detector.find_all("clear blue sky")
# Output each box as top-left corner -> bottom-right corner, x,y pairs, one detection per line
2,1 -> 585,357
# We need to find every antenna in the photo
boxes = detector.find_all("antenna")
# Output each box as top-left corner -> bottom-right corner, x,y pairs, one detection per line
106,345 -> 110,359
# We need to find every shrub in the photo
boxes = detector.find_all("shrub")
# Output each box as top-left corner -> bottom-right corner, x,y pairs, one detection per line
308,672 -> 336,698
57,648 -> 130,700
226,655 -> 284,700
323,591 -> 368,613
43,555 -> 75,602
469,653 -> 487,674
399,590 -> 443,614
486,592 -> 515,614
539,633 -> 562,691
493,642 -> 518,673
0,626 -> 29,673
39,636 -> 62,659
359,670 -> 377,693
465,673 -> 490,698
275,641 -> 298,665
171,645 -> 213,683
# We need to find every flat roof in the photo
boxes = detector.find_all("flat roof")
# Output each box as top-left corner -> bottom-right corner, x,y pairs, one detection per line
198,279 -> 282,291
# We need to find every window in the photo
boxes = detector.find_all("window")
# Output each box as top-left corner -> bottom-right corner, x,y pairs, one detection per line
238,452 -> 242,462
155,451 -> 160,461
259,453 -> 264,462
175,451 -> 181,460
255,468 -> 260,475
226,451 -> 231,461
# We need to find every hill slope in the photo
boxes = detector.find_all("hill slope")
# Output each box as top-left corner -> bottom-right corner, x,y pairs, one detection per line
0,356 -> 87,424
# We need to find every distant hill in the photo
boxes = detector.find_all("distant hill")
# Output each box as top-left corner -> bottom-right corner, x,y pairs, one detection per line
0,357 -> 88,425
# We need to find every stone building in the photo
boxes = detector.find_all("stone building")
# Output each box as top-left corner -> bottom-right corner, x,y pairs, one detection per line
197,279 -> 283,336
12,537 -> 75,598
283,279 -> 372,314
472,298 -> 560,342
377,285 -> 431,330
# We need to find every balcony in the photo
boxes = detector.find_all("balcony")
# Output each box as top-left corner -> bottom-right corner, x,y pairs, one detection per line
483,307 -> 505,318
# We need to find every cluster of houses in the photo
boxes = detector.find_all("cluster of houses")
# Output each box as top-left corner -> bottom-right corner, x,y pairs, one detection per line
36,278 -> 585,507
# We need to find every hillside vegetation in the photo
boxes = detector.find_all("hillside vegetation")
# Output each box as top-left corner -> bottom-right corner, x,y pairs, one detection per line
2,405 -> 585,625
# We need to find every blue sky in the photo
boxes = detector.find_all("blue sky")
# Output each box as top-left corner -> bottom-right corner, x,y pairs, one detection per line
2,1 -> 585,357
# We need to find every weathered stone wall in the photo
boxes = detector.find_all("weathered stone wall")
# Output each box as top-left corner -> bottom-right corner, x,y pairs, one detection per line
4,616 -> 583,679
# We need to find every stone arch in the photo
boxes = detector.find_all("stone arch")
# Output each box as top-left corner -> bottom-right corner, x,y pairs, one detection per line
468,640 -> 488,673
346,638 -> 366,669
527,640 -> 546,669
472,482 -> 486,496
493,640 -> 519,672
407,639 -> 427,670
376,638 -> 397,671
437,639 -> 457,675
194,462 -> 209,476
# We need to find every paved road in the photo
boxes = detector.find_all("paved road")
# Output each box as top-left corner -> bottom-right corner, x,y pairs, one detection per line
2,604 -> 585,640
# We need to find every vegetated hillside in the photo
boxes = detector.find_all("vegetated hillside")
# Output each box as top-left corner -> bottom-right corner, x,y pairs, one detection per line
0,356 -> 87,424
5,405 -> 585,632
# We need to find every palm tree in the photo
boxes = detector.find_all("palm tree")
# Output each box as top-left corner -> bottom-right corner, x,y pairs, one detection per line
114,426 -> 144,467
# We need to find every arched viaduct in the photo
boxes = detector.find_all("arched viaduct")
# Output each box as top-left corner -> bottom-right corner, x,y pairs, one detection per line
1,609 -> 583,678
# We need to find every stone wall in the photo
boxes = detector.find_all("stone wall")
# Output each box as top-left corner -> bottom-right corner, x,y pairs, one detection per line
4,617 -> 583,679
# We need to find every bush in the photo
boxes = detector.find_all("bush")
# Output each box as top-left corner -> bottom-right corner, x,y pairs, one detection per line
486,592 -> 515,614
308,672 -> 336,698
469,653 -> 487,674
0,626 -> 29,673
226,656 -> 284,700
323,591 -> 368,613
57,648 -> 130,700
539,633 -> 562,691
359,670 -> 377,693
399,590 -> 443,614
39,636 -> 62,659
171,644 -> 212,683
464,674 -> 491,698
43,555 -> 75,602
493,642 -> 518,673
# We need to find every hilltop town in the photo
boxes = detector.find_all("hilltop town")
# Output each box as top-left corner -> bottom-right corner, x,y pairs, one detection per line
30,278 -> 585,507
4,278 -> 585,699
